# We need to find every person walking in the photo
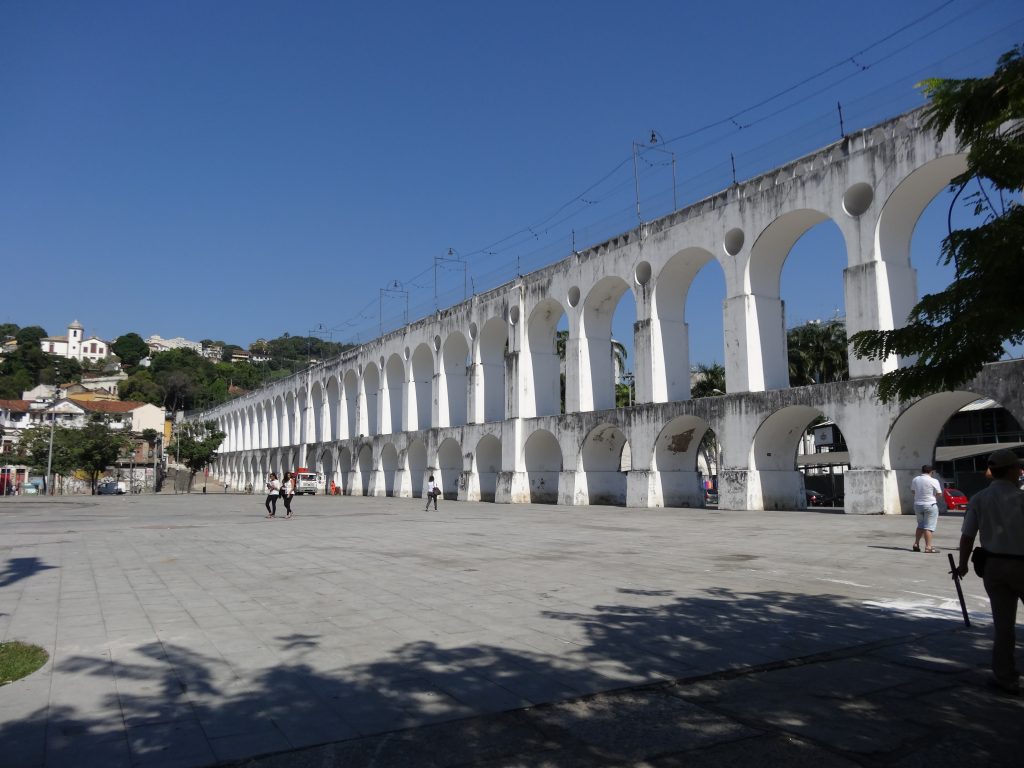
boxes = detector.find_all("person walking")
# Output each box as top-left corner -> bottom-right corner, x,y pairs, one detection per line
425,474 -> 440,511
265,472 -> 280,518
911,464 -> 942,553
956,449 -> 1024,696
280,471 -> 295,519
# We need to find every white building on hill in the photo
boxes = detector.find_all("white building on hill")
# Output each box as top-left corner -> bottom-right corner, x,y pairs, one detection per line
40,320 -> 110,363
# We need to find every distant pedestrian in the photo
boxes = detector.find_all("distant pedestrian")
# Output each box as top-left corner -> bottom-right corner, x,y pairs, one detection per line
425,474 -> 440,511
265,473 -> 280,518
280,471 -> 295,519
911,464 -> 942,553
956,449 -> 1024,696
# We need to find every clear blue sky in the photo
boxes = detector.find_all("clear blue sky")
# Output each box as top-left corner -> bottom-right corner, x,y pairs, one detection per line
1,0 -> 1020,367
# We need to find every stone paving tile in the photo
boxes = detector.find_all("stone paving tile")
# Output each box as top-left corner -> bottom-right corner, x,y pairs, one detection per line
1,495 -> 1013,768
126,718 -> 217,768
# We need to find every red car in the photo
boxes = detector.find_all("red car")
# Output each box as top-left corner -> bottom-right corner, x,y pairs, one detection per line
943,487 -> 968,511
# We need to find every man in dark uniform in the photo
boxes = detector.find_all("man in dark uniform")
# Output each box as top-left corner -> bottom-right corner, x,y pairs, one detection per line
957,449 -> 1024,695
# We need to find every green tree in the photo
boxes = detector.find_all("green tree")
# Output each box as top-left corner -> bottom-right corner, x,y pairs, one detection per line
46,357 -> 83,386
787,320 -> 849,387
851,46 -> 1024,401
76,417 -> 133,494
18,424 -> 80,480
111,333 -> 149,370
119,370 -> 164,405
691,362 -> 726,398
0,323 -> 19,340
170,420 -> 226,491
0,367 -> 33,399
14,326 -> 47,348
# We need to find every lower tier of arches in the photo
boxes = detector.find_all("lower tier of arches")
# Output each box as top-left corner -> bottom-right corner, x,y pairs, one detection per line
208,361 -> 1024,516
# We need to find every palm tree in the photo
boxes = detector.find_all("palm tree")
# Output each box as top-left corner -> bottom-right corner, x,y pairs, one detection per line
691,362 -> 726,398
787,320 -> 849,386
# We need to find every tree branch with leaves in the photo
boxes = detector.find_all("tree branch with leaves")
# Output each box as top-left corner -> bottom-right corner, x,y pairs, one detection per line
851,46 -> 1024,402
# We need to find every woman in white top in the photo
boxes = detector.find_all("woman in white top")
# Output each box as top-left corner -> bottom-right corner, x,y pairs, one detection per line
265,473 -> 281,518
425,474 -> 440,511
280,472 -> 295,519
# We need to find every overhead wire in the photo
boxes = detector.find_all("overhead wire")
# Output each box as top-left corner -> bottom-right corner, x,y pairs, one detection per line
328,0 -> 1010,345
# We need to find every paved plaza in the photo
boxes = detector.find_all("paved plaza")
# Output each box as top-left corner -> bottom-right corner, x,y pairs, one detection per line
1,494 -> 1021,767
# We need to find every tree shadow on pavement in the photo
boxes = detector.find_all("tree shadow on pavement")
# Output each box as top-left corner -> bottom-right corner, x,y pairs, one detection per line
0,556 -> 57,588
1,587 -> 1018,767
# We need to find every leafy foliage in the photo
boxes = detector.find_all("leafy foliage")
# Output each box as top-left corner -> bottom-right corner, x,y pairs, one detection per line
170,420 -> 226,490
787,320 -> 849,387
18,424 -> 80,477
111,332 -> 149,369
19,417 -> 132,493
691,362 -> 726,398
75,418 -> 134,493
851,46 -> 1024,401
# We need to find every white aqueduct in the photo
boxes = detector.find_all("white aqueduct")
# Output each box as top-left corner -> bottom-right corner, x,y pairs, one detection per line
194,108 -> 1024,515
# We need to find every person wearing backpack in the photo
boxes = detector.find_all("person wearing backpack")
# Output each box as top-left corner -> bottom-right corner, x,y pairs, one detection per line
425,474 -> 440,511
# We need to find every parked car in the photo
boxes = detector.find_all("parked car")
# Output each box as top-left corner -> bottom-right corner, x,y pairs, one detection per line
98,481 -> 127,495
704,488 -> 719,507
942,486 -> 968,511
806,489 -> 831,507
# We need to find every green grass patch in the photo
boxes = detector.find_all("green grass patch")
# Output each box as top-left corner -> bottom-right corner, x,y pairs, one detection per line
0,641 -> 48,684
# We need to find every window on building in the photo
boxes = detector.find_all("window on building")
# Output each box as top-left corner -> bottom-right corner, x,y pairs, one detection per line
90,343 -> 97,353
49,343 -> 54,352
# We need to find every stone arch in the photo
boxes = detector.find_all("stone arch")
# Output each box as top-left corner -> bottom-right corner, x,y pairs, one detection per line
338,447 -> 353,495
871,153 -> 970,368
479,316 -> 507,423
343,370 -> 359,439
411,343 -> 434,430
652,415 -> 716,507
286,391 -> 298,446
527,298 -> 566,418
750,404 -> 849,511
436,437 -> 462,501
407,438 -> 427,497
882,389 -> 1023,511
652,247 -> 720,402
475,433 -> 502,502
326,376 -> 340,441
876,154 -> 969,269
361,362 -> 380,437
273,396 -> 286,448
380,443 -> 400,496
441,332 -> 469,427
746,208 -> 845,391
384,353 -> 405,434
523,429 -> 562,504
356,444 -> 373,496
579,276 -> 631,412
254,404 -> 265,449
322,449 -> 335,494
310,381 -> 324,444
578,423 -> 629,506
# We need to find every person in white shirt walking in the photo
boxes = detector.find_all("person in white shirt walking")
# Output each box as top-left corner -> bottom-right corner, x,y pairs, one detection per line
911,464 -> 943,553
265,473 -> 281,518
425,474 -> 440,511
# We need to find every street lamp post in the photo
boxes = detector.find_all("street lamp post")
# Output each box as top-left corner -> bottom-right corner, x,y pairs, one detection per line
45,396 -> 57,496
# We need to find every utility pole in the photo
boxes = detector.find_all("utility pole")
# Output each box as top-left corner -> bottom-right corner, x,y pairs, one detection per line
45,394 -> 57,495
